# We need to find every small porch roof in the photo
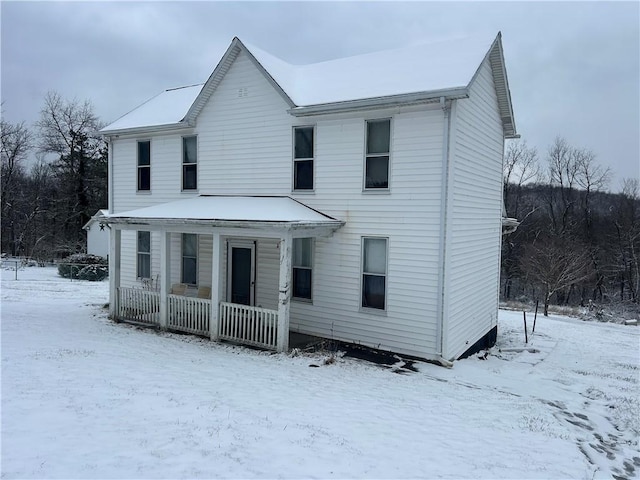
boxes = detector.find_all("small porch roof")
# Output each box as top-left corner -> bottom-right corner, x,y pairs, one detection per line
100,195 -> 344,236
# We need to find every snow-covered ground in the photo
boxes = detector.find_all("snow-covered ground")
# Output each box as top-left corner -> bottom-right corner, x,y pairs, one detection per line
2,266 -> 639,479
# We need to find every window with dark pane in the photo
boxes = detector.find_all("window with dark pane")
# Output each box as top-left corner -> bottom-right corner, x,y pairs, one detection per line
365,119 -> 390,189
182,136 -> 197,190
362,237 -> 387,310
137,141 -> 151,191
292,238 -> 312,300
137,231 -> 151,278
181,233 -> 198,285
293,126 -> 314,190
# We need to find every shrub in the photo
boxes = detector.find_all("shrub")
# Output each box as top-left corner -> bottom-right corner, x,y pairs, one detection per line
77,264 -> 109,281
58,254 -> 108,280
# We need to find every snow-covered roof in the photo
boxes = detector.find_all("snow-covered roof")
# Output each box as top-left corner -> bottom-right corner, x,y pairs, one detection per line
245,35 -> 494,106
102,34 -> 516,137
101,84 -> 203,134
101,196 -> 343,230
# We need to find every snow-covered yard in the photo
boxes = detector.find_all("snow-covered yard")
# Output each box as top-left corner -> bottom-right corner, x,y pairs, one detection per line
2,266 -> 638,479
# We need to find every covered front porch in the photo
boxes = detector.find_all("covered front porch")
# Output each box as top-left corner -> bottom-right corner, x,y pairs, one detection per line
102,196 -> 343,352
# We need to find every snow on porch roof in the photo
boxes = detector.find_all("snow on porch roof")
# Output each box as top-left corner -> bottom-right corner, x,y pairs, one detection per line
102,196 -> 343,227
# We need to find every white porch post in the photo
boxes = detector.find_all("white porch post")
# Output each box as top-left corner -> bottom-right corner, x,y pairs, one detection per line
159,231 -> 170,329
209,232 -> 222,341
277,232 -> 292,352
108,228 -> 121,320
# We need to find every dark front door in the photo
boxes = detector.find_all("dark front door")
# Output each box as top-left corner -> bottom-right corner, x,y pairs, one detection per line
228,242 -> 255,306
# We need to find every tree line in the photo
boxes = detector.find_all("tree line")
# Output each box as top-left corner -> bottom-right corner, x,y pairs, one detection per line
502,137 -> 639,315
1,92 -> 107,260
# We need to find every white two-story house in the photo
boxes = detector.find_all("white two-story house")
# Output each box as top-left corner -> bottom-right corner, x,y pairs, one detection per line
99,32 -> 517,365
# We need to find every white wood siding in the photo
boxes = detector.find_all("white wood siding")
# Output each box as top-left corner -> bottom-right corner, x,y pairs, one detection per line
290,109 -> 445,358
109,49 -> 450,359
444,58 -> 504,359
86,223 -> 109,258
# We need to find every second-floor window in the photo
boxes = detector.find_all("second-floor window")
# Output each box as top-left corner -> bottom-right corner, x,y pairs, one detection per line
293,126 -> 314,191
365,119 -> 391,190
137,140 -> 151,191
182,136 -> 197,191
137,231 -> 151,279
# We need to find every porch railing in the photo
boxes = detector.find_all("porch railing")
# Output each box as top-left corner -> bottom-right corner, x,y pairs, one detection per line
168,294 -> 210,336
219,302 -> 278,350
117,287 -> 160,325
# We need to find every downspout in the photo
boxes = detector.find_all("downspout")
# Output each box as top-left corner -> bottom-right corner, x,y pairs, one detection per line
435,96 -> 454,368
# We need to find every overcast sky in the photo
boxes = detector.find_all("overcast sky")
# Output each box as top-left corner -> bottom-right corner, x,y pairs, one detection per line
2,1 -> 638,190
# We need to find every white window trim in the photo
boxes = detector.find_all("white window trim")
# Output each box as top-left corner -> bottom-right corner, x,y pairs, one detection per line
136,231 -> 151,279
292,125 -> 315,193
363,118 -> 392,192
292,238 -> 313,303
181,135 -> 198,192
360,236 -> 388,314
181,233 -> 199,286
137,139 -> 151,193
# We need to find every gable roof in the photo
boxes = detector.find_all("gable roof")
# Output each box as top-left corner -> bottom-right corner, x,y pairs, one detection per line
101,34 -> 517,138
83,209 -> 109,230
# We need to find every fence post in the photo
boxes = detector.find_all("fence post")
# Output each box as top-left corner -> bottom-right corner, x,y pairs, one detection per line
523,311 -> 528,344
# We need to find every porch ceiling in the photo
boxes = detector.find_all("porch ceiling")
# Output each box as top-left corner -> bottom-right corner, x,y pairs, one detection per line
100,195 -> 344,236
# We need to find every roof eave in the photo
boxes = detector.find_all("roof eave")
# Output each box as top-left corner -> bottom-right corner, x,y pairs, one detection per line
288,87 -> 469,117
99,215 -> 345,232
100,121 -> 193,138
489,32 -> 518,139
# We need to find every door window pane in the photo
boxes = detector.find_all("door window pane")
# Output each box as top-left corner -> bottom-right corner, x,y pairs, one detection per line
231,247 -> 252,305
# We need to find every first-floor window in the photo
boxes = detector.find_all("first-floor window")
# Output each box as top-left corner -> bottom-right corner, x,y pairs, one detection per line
292,238 -> 313,300
362,237 -> 387,310
182,233 -> 198,285
137,231 -> 151,278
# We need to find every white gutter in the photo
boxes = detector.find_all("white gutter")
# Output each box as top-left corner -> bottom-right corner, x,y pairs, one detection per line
100,121 -> 193,137
98,216 -> 344,230
435,96 -> 453,364
288,87 -> 469,117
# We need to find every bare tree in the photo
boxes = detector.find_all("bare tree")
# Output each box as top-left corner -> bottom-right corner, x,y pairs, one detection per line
1,118 -> 33,255
544,137 -> 580,235
35,91 -> 107,252
611,179 -> 640,303
504,139 -> 539,218
521,236 -> 593,316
